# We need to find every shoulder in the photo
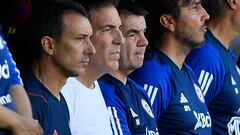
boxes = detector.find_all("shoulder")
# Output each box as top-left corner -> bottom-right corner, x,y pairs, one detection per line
139,50 -> 172,75
98,77 -> 126,108
187,42 -> 221,66
24,80 -> 49,107
186,42 -> 225,81
130,51 -> 172,88
98,75 -> 117,95
23,74 -> 42,94
186,30 -> 224,71
22,73 -> 49,108
26,90 -> 49,123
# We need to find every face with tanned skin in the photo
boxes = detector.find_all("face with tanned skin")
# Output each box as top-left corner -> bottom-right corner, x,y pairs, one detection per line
232,0 -> 240,34
174,0 -> 209,49
49,13 -> 96,77
118,14 -> 148,74
88,5 -> 124,74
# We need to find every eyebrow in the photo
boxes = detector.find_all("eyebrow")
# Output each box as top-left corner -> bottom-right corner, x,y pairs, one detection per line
126,29 -> 140,35
75,33 -> 91,37
100,24 -> 116,30
125,28 -> 147,36
180,0 -> 201,7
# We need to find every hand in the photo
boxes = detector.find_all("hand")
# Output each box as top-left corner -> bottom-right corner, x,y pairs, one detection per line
11,116 -> 43,135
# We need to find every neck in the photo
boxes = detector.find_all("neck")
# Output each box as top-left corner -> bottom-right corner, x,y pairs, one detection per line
110,70 -> 128,84
156,35 -> 189,69
32,60 -> 67,100
76,64 -> 104,89
208,15 -> 238,49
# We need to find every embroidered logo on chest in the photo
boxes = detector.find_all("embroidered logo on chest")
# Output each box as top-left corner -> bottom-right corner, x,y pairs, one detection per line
180,93 -> 191,112
130,108 -> 141,126
194,83 -> 205,103
141,99 -> 154,118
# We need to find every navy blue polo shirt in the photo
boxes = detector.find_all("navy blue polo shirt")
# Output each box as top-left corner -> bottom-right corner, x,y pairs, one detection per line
22,72 -> 71,135
186,30 -> 240,134
130,49 -> 212,134
99,74 -> 159,135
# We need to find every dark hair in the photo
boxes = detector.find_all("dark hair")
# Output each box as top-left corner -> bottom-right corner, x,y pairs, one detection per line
75,0 -> 119,12
136,0 -> 180,45
28,0 -> 88,62
117,1 -> 148,17
202,0 -> 227,20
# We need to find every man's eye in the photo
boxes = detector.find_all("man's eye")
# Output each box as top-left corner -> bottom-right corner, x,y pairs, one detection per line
192,2 -> 201,9
76,37 -> 84,41
127,33 -> 136,38
102,28 -> 111,32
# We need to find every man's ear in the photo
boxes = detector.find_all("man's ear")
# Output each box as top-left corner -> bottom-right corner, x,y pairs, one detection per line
227,0 -> 239,10
159,14 -> 176,32
41,36 -> 55,55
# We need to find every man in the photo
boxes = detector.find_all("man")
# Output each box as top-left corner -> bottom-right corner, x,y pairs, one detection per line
98,1 -> 159,134
61,0 -> 124,134
129,0 -> 211,134
185,0 -> 240,134
22,1 -> 95,135
0,24 -> 42,135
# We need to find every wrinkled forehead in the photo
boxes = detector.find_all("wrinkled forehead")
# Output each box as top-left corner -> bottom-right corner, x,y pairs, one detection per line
179,0 -> 201,7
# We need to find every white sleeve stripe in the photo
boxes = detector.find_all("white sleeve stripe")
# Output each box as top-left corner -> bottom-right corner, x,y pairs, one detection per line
147,85 -> 153,97
203,74 -> 213,96
143,84 -> 148,92
144,84 -> 158,106
113,107 -> 123,135
200,71 -> 209,90
198,70 -> 205,85
198,70 -> 213,96
108,107 -> 123,135
108,107 -> 119,135
151,87 -> 158,105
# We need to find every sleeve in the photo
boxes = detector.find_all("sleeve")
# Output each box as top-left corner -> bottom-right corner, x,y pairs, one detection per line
105,92 -> 131,135
98,80 -> 131,135
1,33 -> 22,86
108,106 -> 131,135
186,43 -> 225,104
129,62 -> 172,122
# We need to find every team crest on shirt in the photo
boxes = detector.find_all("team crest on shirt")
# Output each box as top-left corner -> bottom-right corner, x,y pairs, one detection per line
194,84 -> 205,103
0,36 -> 5,50
141,99 -> 154,118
